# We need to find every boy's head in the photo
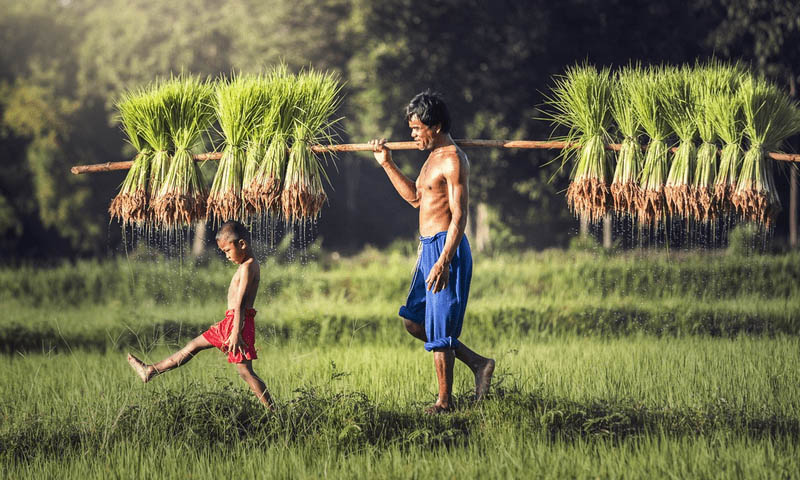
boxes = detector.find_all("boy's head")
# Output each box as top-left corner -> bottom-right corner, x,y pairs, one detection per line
215,221 -> 252,264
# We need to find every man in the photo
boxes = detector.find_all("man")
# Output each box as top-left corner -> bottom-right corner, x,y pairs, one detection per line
370,90 -> 495,414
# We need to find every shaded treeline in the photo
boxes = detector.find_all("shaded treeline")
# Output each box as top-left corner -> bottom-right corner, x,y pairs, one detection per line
1,0 -> 798,259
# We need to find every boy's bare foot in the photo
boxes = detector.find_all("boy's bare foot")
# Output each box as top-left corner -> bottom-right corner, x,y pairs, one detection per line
475,358 -> 495,401
127,353 -> 153,383
424,403 -> 451,415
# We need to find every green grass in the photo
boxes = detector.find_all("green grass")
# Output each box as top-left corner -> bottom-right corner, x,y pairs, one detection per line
1,248 -> 798,478
1,249 -> 798,353
1,337 -> 798,478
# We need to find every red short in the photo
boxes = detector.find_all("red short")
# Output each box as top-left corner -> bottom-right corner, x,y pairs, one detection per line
202,308 -> 258,363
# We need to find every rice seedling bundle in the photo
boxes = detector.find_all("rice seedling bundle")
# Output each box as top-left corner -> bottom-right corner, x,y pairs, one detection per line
151,76 -> 215,229
207,74 -> 269,224
281,69 -> 343,222
134,81 -> 174,227
733,75 -> 800,226
244,65 -> 298,218
708,65 -> 746,217
630,66 -> 672,225
109,88 -> 152,227
609,66 -> 643,216
546,65 -> 614,223
662,66 -> 698,220
692,65 -> 728,222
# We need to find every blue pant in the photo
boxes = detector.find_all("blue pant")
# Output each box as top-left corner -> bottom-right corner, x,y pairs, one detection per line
399,231 -> 472,351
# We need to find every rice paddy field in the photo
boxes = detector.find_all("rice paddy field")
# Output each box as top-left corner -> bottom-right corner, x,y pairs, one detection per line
1,246 -> 799,478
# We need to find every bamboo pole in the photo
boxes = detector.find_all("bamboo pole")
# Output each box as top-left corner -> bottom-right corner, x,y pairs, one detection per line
70,139 -> 800,174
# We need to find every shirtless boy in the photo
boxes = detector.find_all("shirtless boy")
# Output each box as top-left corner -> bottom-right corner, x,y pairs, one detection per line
370,90 -> 495,413
127,221 -> 273,408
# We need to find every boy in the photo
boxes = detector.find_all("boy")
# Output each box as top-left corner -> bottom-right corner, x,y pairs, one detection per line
127,220 -> 273,408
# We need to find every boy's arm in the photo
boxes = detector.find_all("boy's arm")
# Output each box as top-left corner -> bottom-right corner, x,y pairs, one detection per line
223,261 -> 255,356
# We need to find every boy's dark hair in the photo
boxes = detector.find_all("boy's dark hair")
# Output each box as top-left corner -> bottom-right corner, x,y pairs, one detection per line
216,221 -> 251,244
405,90 -> 451,134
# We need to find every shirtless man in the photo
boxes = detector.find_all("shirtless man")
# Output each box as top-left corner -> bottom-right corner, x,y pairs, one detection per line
127,220 -> 273,408
370,90 -> 495,413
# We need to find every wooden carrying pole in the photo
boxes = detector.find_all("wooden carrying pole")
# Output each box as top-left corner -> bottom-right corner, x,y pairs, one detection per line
70,139 -> 800,174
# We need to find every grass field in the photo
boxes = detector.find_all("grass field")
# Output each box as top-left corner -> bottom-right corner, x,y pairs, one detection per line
1,247 -> 799,478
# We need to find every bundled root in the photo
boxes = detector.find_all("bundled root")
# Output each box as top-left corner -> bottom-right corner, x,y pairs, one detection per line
693,142 -> 718,222
207,148 -> 246,223
151,193 -> 206,229
566,177 -> 610,223
281,182 -> 328,221
636,140 -> 669,226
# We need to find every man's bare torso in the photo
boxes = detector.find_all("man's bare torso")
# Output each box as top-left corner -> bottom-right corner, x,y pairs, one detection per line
227,260 -> 260,310
416,144 -> 470,236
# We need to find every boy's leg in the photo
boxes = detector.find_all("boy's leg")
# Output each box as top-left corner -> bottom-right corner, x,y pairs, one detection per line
402,318 -> 495,401
127,334 -> 214,383
235,360 -> 273,409
425,348 -> 455,414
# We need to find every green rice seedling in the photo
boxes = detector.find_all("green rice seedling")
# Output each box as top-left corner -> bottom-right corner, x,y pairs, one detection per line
244,65 -> 298,218
281,68 -> 343,222
207,74 -> 269,225
630,66 -> 672,225
135,81 -> 174,228
708,64 -> 747,217
545,64 -> 614,223
692,63 -> 731,222
151,75 -> 215,230
609,66 -> 643,217
662,66 -> 697,220
734,75 -> 800,226
109,87 -> 152,227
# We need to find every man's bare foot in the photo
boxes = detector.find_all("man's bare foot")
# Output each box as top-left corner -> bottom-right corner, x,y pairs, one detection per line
474,358 -> 495,401
424,403 -> 451,415
127,353 -> 153,383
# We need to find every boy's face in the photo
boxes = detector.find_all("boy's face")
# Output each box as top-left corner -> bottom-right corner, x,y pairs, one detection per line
217,238 -> 248,264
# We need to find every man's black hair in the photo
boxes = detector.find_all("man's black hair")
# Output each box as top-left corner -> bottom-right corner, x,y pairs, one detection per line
215,220 -> 251,244
405,90 -> 451,134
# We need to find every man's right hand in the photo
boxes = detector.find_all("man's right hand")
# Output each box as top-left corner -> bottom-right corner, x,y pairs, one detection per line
369,138 -> 392,167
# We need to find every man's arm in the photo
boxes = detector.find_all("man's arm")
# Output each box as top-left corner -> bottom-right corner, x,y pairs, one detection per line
370,138 -> 420,208
426,154 -> 468,293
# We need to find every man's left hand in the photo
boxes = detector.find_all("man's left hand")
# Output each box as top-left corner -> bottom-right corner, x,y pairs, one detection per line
426,261 -> 450,293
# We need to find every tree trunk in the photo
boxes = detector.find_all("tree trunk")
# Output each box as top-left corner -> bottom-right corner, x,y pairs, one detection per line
603,212 -> 612,249
474,202 -> 491,253
192,219 -> 206,257
579,215 -> 589,237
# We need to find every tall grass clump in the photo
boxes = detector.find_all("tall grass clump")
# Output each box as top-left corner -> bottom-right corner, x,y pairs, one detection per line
733,75 -> 800,227
108,87 -> 152,227
281,69 -> 343,223
135,81 -> 174,228
708,65 -> 746,218
546,64 -> 614,223
631,66 -> 672,225
609,66 -> 643,216
691,64 -> 728,222
630,67 -> 670,225
151,75 -> 215,230
662,66 -> 697,220
207,74 -> 269,225
244,65 -> 298,218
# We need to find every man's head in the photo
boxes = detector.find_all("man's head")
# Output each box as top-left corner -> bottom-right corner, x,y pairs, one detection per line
405,90 -> 451,150
215,221 -> 252,264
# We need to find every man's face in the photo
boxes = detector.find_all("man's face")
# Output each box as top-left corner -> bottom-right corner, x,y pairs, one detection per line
217,238 -> 247,264
408,115 -> 437,150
